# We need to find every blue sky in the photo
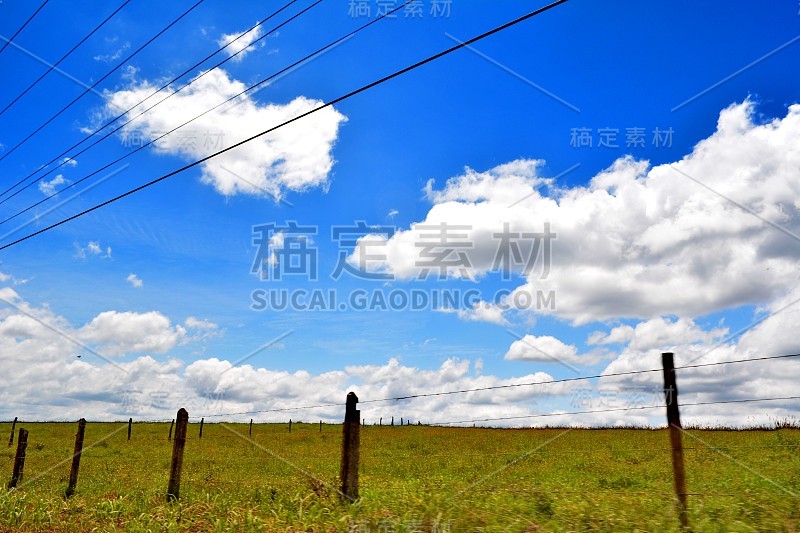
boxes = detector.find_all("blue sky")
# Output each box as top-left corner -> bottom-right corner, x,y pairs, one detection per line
0,0 -> 799,424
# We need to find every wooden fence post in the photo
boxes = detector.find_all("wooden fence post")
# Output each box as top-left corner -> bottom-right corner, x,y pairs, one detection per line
380,417 -> 382,426
8,428 -> 28,488
288,419 -> 292,433
199,417 -> 204,439
319,420 -> 322,433
391,416 -> 394,426
127,418 -> 132,441
340,392 -> 360,502
662,352 -> 688,529
168,419 -> 174,441
65,418 -> 86,497
167,408 -> 188,501
250,419 -> 253,436
8,416 -> 16,446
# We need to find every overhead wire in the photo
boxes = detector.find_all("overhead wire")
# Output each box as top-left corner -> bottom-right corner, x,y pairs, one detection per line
0,0 -> 405,228
0,0 -> 206,162
0,0 -> 307,201
0,0 -> 50,57
0,0 -> 571,250
0,0 -> 132,116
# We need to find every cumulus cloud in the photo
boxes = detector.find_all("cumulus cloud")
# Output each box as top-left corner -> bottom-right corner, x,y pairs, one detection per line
78,310 -> 188,356
0,283 -> 797,426
102,69 -> 347,200
0,285 -> 575,423
505,334 -> 612,367
590,292 -> 800,428
353,101 -> 800,325
126,273 -> 143,288
506,335 -> 579,363
217,25 -> 264,62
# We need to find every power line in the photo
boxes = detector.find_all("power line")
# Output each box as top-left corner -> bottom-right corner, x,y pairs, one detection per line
0,0 -> 307,202
0,0 -> 504,241
0,0 -> 408,227
0,1 -> 132,116
0,0 -> 50,57
0,0 -> 205,162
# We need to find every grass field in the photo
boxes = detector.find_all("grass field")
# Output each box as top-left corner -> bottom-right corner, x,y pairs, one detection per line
1,421 -> 799,531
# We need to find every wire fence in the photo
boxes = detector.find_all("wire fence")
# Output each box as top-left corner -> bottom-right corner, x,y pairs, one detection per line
169,352 -> 800,423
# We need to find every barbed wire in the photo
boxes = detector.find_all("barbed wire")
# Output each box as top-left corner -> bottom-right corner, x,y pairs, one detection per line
431,396 -> 800,426
180,352 -> 800,420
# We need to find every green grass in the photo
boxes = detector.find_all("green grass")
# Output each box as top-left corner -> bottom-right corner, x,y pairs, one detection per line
1,421 -> 800,531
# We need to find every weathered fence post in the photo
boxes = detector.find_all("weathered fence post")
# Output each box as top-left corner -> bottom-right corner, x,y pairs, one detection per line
8,417 -> 16,446
401,417 -> 403,426
65,418 -> 86,497
319,420 -> 322,433
167,408 -> 188,501
250,419 -> 253,436
340,392 -> 360,502
168,419 -> 174,441
288,419 -> 292,433
127,418 -> 132,441
199,417 -> 204,439
662,352 -> 688,529
391,416 -> 394,426
8,428 -> 28,488
380,417 -> 382,426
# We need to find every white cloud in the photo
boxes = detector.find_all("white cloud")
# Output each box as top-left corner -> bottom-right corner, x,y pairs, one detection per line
388,209 -> 399,218
439,301 -> 507,325
504,334 -> 611,367
184,316 -> 220,341
353,101 -> 800,324
0,271 -> 31,286
0,284 -> 797,427
60,157 -> 77,167
74,241 -> 111,259
126,273 -> 143,288
94,41 -> 129,63
506,334 -> 578,363
217,25 -> 264,62
78,310 -> 187,356
588,325 -> 634,346
102,69 -> 347,200
39,174 -> 69,196
0,286 -> 577,423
